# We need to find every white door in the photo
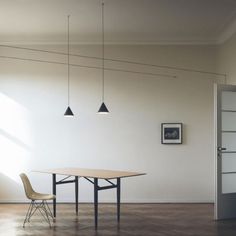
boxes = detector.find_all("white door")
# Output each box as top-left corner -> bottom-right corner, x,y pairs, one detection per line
215,84 -> 236,219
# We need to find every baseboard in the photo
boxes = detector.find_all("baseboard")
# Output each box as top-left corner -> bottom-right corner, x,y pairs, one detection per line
0,199 -> 214,204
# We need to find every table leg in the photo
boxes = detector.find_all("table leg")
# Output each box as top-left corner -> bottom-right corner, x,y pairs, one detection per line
52,174 -> 56,217
75,176 -> 79,215
117,178 -> 121,222
94,178 -> 98,229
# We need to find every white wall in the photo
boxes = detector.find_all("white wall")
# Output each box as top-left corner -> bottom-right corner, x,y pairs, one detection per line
0,44 -> 217,202
218,32 -> 236,83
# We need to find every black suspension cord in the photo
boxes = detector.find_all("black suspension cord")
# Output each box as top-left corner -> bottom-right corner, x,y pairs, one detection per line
67,15 -> 70,106
102,2 -> 105,102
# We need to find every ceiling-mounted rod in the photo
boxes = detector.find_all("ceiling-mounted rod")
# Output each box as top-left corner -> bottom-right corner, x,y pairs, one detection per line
0,44 -> 226,77
0,55 -> 177,78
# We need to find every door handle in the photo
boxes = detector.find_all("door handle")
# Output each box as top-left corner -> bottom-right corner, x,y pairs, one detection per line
217,147 -> 226,151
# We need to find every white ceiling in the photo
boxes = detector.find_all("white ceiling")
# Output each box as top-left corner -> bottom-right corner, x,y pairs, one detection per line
0,0 -> 236,45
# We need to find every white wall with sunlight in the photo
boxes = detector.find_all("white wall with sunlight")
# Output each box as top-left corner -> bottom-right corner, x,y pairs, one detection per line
0,44 -> 216,202
0,93 -> 31,182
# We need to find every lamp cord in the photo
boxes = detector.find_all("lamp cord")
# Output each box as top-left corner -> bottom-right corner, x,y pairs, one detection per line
67,15 -> 70,106
102,2 -> 105,102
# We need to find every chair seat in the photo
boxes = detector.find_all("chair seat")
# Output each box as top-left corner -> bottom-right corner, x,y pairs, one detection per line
30,192 -> 55,201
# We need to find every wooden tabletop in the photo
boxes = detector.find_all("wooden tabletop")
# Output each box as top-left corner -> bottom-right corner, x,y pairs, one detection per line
34,167 -> 146,179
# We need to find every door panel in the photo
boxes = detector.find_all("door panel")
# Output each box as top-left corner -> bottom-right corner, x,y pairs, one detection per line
221,91 -> 236,110
222,153 -> 236,172
222,174 -> 236,194
222,133 -> 236,150
222,112 -> 236,131
215,84 -> 236,220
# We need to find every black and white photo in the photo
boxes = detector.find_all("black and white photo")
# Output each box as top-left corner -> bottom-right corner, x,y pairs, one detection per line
161,123 -> 183,144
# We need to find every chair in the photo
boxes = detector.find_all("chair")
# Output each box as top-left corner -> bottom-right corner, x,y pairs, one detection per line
20,173 -> 56,227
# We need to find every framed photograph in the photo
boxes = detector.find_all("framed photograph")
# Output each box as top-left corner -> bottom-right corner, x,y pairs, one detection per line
161,123 -> 183,144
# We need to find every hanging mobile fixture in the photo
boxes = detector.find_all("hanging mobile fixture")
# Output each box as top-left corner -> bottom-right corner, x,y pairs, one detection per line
64,15 -> 74,117
98,2 -> 109,114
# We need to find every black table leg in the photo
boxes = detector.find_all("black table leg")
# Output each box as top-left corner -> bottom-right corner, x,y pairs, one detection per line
117,178 -> 121,222
75,176 -> 79,215
52,174 -> 56,217
94,178 -> 98,229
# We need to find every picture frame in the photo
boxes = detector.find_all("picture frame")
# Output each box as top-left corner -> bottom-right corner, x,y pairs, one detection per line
161,123 -> 183,144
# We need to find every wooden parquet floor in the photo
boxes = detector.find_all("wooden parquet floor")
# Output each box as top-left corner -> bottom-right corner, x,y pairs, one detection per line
0,203 -> 236,236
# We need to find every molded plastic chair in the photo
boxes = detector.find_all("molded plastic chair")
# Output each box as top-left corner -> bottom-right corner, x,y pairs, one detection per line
20,173 -> 56,227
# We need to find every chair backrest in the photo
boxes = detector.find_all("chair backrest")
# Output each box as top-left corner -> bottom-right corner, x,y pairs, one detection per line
20,173 -> 35,200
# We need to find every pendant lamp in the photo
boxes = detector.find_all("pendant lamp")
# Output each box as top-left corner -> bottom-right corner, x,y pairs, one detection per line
98,2 -> 109,114
64,15 -> 74,117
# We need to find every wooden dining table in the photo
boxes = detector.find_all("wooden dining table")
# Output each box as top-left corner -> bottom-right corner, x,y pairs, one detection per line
34,167 -> 145,228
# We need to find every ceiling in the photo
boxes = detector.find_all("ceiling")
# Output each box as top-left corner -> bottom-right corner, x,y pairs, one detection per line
0,0 -> 236,45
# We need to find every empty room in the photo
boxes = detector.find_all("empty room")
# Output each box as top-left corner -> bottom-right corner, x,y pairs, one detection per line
0,0 -> 236,235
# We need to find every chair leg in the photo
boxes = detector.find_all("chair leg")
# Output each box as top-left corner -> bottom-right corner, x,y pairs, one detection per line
23,201 -> 33,227
40,201 -> 52,227
28,201 -> 38,220
45,201 -> 54,219
23,200 -> 54,227
36,202 -> 51,225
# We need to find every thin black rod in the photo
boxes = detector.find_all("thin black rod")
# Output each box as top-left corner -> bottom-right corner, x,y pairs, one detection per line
56,180 -> 76,185
0,44 -> 226,77
94,178 -> 98,229
105,179 -> 116,186
102,2 -> 105,102
84,177 -> 95,185
52,174 -> 56,217
57,175 -> 72,183
117,178 -> 121,222
75,176 -> 79,215
0,55 -> 177,78
98,185 -> 117,190
67,15 -> 70,106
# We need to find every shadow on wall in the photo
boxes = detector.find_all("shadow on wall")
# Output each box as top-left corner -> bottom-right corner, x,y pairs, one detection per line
0,93 -> 31,183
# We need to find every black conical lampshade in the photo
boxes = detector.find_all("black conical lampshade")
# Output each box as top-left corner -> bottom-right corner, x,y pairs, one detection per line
64,106 -> 74,116
98,102 -> 109,114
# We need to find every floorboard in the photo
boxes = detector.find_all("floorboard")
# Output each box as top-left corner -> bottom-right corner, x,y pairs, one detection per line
0,203 -> 236,236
